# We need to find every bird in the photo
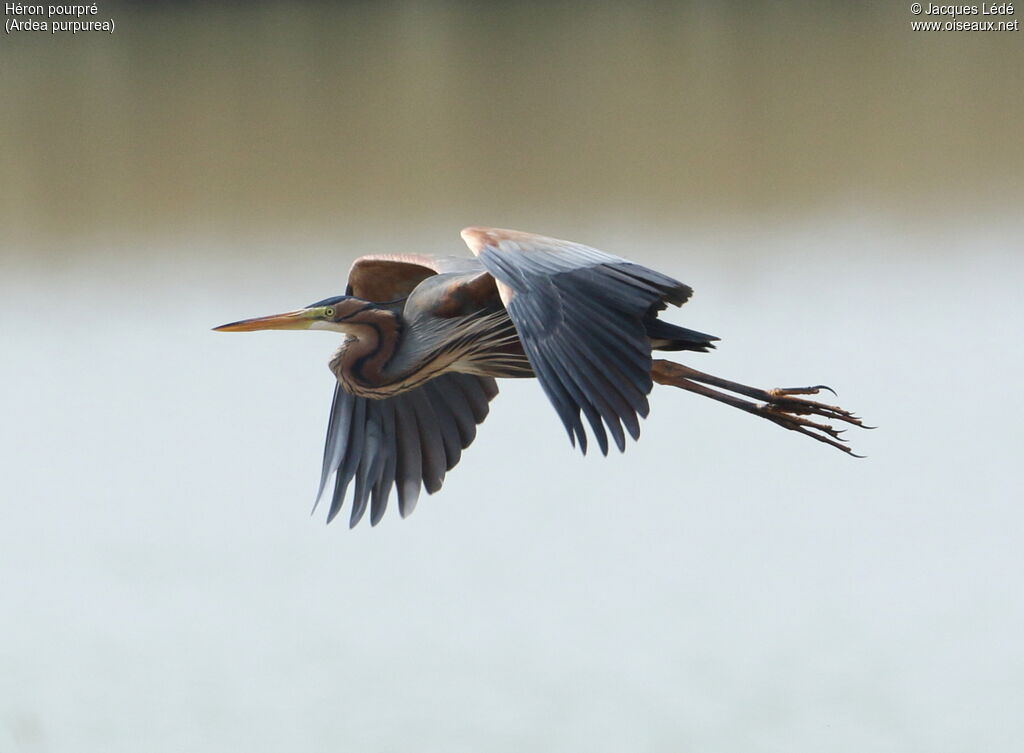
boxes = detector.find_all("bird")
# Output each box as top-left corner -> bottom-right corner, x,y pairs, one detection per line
215,227 -> 866,528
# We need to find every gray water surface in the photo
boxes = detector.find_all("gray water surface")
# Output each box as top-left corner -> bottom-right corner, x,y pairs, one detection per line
3,217 -> 1021,752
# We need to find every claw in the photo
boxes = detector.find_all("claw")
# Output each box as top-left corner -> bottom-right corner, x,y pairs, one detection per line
770,384 -> 837,398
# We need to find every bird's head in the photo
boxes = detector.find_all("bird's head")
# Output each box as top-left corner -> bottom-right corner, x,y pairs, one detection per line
213,295 -> 381,335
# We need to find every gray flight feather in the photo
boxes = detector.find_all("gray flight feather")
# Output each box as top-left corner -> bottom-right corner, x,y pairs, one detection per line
476,237 -> 689,455
314,373 -> 499,527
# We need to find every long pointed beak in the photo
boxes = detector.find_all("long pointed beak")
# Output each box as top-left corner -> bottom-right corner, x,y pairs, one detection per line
213,309 -> 313,332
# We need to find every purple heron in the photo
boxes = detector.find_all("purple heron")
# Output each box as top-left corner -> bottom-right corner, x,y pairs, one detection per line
215,227 -> 866,527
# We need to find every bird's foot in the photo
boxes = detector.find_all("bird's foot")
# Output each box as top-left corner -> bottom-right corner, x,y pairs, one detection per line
651,360 -> 871,456
756,388 -> 867,456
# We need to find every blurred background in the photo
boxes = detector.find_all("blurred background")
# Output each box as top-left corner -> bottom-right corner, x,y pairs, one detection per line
2,2 -> 1022,751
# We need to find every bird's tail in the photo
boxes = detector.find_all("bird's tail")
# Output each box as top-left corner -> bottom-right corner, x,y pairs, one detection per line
645,317 -> 719,353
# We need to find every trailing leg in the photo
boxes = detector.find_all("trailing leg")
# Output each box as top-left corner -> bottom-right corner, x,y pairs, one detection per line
650,359 -> 869,456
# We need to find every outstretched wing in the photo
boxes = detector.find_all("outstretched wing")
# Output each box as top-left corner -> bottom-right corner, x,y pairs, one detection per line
461,227 -> 691,456
315,373 -> 498,527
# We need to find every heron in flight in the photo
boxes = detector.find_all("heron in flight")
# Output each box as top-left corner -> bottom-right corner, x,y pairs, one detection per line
215,227 -> 866,527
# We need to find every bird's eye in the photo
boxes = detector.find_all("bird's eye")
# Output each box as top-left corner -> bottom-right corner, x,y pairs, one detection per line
324,308 -> 335,318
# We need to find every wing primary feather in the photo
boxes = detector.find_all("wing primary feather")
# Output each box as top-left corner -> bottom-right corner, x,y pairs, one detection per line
440,383 -> 479,446
518,337 -> 587,450
408,389 -> 447,495
539,339 -> 609,455
326,467 -> 346,524
424,381 -> 466,471
556,299 -> 652,431
393,397 -> 423,518
504,299 -> 586,449
350,407 -> 385,528
477,375 -> 500,401
370,400 -> 398,526
567,329 -> 650,417
560,340 -> 632,451
451,376 -> 490,424
560,306 -> 653,392
314,383 -> 353,511
327,396 -> 367,524
350,474 -> 370,528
